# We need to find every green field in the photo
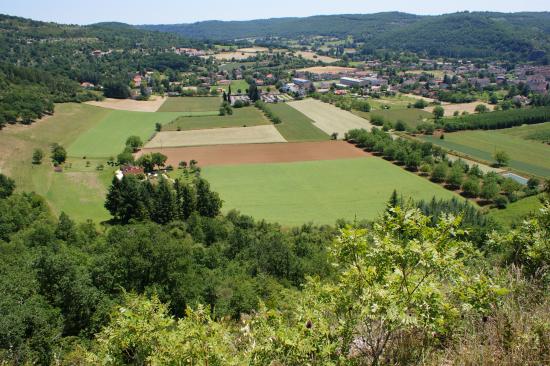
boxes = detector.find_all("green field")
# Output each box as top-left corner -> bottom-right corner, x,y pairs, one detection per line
0,103 -> 114,223
488,194 -> 543,227
354,108 -> 433,129
157,97 -> 222,112
202,158 -> 462,226
68,110 -> 182,158
212,80 -> 250,93
163,107 -> 269,131
268,103 -> 330,141
421,129 -> 550,178
497,122 -> 550,143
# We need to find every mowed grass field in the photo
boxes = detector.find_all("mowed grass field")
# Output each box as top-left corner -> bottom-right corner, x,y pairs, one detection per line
488,194 -> 543,227
202,157 -> 461,226
163,107 -> 269,131
0,103 -> 114,223
421,128 -> 550,178
157,97 -> 221,112
354,108 -> 433,129
68,110 -> 183,158
268,103 -> 330,141
497,122 -> 550,143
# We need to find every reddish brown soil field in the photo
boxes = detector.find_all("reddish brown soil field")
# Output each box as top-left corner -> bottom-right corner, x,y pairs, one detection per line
137,141 -> 369,167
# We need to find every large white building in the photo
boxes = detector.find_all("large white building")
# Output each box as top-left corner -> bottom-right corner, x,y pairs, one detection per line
340,77 -> 367,87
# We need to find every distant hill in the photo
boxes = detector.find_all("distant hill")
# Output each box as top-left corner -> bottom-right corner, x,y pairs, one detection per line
140,12 -> 420,40
140,11 -> 550,62
0,14 -> 203,79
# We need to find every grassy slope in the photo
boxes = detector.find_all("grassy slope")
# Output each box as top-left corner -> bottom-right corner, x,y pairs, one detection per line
163,107 -> 269,131
421,130 -> 550,178
355,109 -> 433,128
488,194 -> 543,227
157,96 -> 222,112
68,110 -> 183,158
498,122 -> 550,142
212,80 -> 250,92
0,103 -> 114,223
269,103 -> 330,141
202,157 -> 461,226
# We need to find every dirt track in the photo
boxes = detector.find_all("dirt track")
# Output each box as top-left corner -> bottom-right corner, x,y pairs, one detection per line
137,141 -> 369,167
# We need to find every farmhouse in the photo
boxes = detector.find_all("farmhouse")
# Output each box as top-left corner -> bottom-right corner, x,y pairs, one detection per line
340,77 -> 367,87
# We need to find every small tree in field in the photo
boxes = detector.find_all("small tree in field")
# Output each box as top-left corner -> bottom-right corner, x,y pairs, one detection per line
493,150 -> 510,167
32,148 -> 44,164
462,177 -> 481,198
433,105 -> 445,119
475,104 -> 488,113
125,136 -> 143,152
50,143 -> 67,165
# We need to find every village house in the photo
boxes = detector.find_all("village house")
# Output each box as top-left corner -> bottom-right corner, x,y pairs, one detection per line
527,75 -> 549,94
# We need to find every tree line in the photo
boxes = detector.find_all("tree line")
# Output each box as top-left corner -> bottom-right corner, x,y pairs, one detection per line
440,106 -> 550,131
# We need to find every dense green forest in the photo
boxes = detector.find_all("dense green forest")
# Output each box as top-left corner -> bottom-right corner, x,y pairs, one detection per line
0,171 -> 548,365
142,12 -> 550,62
0,14 -> 207,84
0,63 -> 102,127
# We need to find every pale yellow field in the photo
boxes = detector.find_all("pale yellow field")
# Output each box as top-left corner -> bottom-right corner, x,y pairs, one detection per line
145,125 -> 287,148
297,66 -> 357,75
212,52 -> 256,61
85,96 -> 166,112
294,51 -> 339,63
288,99 -> 372,138
426,102 -> 493,117
237,47 -> 269,53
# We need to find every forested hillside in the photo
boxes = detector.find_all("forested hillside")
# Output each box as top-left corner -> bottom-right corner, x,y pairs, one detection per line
0,14 -> 204,81
141,12 -> 420,40
142,11 -> 550,62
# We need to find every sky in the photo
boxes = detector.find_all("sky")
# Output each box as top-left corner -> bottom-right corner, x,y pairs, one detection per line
1,0 -> 549,25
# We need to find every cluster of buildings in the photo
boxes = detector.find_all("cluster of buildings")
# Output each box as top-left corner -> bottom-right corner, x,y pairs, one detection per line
172,47 -> 206,57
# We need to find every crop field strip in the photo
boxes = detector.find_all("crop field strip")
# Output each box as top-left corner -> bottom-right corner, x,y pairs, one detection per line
163,107 -> 269,131
288,99 -> 373,137
146,125 -> 286,148
202,157 -> 462,226
68,109 -> 184,158
421,129 -> 550,178
267,102 -> 330,141
137,141 -> 367,167
157,96 -> 222,112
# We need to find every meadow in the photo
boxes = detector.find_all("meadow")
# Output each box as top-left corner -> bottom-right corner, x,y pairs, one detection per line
268,102 -> 330,141
497,122 -> 550,143
0,103 -> 113,223
421,129 -> 550,178
488,194 -> 543,227
163,107 -> 269,131
212,79 -> 250,93
68,109 -> 183,158
202,157 -> 461,226
157,96 -> 221,112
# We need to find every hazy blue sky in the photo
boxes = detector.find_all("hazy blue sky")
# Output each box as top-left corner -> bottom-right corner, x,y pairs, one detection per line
1,0 -> 549,24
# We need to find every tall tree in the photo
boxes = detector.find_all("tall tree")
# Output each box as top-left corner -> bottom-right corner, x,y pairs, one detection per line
196,178 -> 222,218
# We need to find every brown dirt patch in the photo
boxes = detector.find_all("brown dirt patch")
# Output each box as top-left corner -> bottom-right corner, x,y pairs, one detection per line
137,141 -> 369,167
